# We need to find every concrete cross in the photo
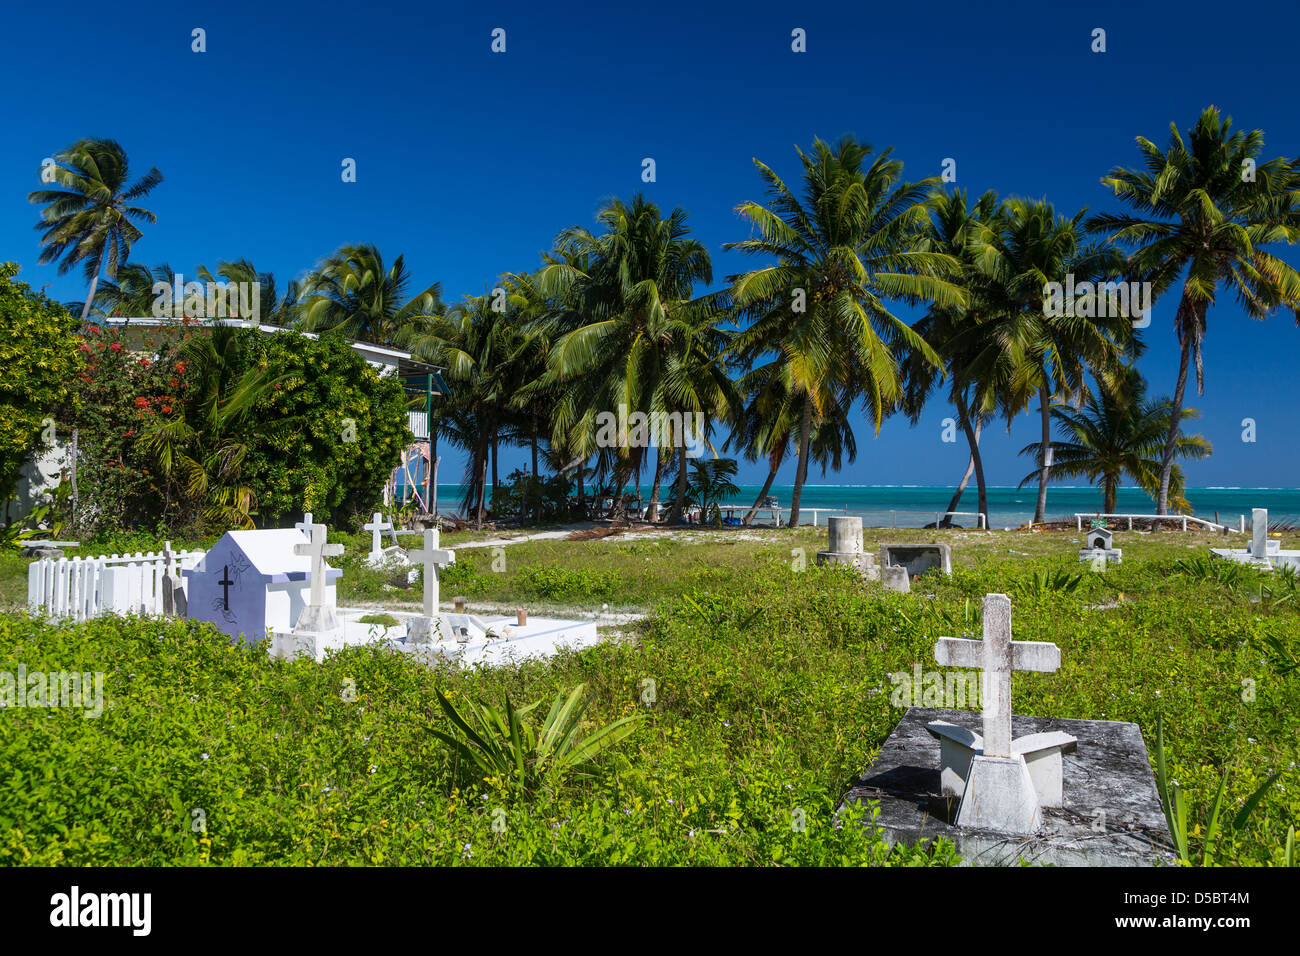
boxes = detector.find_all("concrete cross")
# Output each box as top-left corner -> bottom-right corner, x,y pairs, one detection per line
934,593 -> 1061,757
294,512 -> 313,536
409,528 -> 455,617
294,523 -> 344,608
364,512 -> 391,554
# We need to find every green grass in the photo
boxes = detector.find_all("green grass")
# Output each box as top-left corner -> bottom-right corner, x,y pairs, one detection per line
1,525 -> 1296,865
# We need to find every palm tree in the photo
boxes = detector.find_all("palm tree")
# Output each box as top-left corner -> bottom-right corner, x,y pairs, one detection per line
727,360 -> 857,526
969,198 -> 1132,523
528,195 -> 733,523
1087,106 -> 1300,513
89,261 -> 178,318
28,139 -> 164,320
725,137 -> 960,527
901,188 -> 1005,526
1017,365 -> 1211,514
297,243 -> 443,346
140,325 -> 282,530
197,258 -> 301,325
684,457 -> 740,524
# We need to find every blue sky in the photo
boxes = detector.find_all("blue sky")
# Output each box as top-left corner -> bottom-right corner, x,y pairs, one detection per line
4,0 -> 1299,490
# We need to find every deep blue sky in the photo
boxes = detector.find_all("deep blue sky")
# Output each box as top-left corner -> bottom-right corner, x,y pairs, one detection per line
4,0 -> 1299,490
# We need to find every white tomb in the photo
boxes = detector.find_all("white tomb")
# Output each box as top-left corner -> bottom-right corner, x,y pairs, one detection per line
183,529 -> 341,645
1211,508 -> 1300,571
1079,525 -> 1122,566
406,528 -> 456,644
924,594 -> 1077,835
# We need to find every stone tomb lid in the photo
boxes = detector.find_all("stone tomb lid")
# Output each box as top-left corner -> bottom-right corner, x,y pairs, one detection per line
183,529 -> 342,584
842,706 -> 1174,866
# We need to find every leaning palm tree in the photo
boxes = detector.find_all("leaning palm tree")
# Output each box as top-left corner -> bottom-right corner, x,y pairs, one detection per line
725,136 -> 961,527
1017,365 -> 1211,514
969,198 -> 1132,523
28,139 -> 164,320
297,243 -> 443,346
1087,106 -> 1300,514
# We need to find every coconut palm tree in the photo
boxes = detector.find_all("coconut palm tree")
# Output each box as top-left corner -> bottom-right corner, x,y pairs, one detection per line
529,195 -> 734,523
725,136 -> 960,527
969,198 -> 1132,524
901,188 -> 1006,526
89,261 -> 178,318
1087,106 -> 1300,514
297,243 -> 443,346
28,139 -> 164,320
1017,364 -> 1211,514
197,258 -> 301,325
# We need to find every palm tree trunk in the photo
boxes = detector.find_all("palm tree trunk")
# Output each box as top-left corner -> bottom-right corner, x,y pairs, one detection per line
1157,333 -> 1193,516
743,459 -> 781,526
80,252 -> 103,321
957,409 -> 988,528
941,395 -> 975,526
1104,475 -> 1117,515
647,446 -> 664,522
787,399 -> 814,528
490,435 -> 499,510
530,416 -> 540,523
1034,383 -> 1052,524
666,442 -> 688,523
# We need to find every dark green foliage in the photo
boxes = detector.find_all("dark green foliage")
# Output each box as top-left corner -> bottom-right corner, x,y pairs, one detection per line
226,329 -> 412,526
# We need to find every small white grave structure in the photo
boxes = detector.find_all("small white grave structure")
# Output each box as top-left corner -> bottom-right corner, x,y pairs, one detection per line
364,511 -> 409,568
406,528 -> 456,644
1211,508 -> 1300,571
924,594 -> 1077,835
817,516 -> 879,580
183,529 -> 341,646
1079,525 -> 1122,566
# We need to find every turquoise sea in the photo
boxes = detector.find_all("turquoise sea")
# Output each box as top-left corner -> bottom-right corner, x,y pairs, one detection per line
431,484 -> 1300,528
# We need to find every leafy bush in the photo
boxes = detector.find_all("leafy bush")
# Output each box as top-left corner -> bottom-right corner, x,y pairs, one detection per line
514,565 -> 619,602
0,263 -> 84,513
229,330 -> 411,526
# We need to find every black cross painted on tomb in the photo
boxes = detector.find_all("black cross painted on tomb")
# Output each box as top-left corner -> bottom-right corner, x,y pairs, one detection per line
218,565 -> 234,611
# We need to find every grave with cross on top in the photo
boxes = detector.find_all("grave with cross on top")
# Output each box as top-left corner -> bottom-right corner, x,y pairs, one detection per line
406,527 -> 457,644
924,593 -> 1077,835
363,511 -> 409,568
183,529 -> 341,647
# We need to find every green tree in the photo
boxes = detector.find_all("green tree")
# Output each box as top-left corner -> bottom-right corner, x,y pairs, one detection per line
1017,365 -> 1211,514
27,139 -> 164,320
1088,106 -> 1300,513
725,137 -> 958,527
969,198 -> 1131,523
140,326 -> 279,531
231,330 -> 412,525
0,264 -> 84,517
297,243 -> 442,346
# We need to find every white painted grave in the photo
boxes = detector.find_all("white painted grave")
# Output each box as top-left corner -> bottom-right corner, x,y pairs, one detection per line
183,529 -> 340,646
924,594 -> 1077,835
1211,508 -> 1300,570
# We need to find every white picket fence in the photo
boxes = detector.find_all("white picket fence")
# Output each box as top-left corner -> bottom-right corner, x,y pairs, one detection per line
27,550 -> 206,622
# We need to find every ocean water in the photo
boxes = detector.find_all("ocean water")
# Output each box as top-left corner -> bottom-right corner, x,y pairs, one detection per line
430,484 -> 1300,527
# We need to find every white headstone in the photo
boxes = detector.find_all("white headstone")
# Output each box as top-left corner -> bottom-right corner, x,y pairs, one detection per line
1252,508 -> 1268,559
407,529 -> 456,643
365,512 -> 392,556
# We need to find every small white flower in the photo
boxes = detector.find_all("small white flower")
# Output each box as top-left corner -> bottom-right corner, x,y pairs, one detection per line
200,753 -> 209,760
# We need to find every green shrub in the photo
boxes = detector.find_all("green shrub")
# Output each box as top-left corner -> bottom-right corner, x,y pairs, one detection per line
514,565 -> 619,603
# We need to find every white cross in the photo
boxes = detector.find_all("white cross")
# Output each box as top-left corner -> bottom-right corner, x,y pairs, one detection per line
409,528 -> 455,618
294,512 -> 313,536
364,512 -> 392,554
294,523 -> 344,608
933,593 -> 1060,757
